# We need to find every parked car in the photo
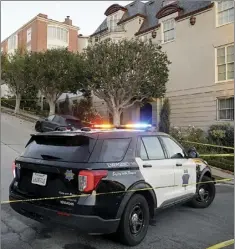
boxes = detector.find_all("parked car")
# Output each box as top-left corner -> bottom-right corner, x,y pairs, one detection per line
10,123 -> 216,246
34,114 -> 82,132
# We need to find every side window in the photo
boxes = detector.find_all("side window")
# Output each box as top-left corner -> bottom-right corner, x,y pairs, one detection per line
47,115 -> 55,121
52,115 -> 61,123
99,138 -> 131,162
160,136 -> 185,158
140,140 -> 148,160
141,136 -> 165,160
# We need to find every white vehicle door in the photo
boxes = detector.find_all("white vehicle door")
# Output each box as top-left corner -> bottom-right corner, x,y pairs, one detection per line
135,135 -> 175,208
159,135 -> 197,199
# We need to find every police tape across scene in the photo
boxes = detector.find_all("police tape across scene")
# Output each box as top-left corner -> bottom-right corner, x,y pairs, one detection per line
2,177 -> 234,205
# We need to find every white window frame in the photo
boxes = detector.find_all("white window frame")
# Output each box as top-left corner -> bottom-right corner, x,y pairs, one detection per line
162,18 -> 175,43
47,25 -> 69,43
8,34 -> 18,51
217,97 -> 234,121
27,28 -> 32,43
217,1 -> 234,27
216,44 -> 234,82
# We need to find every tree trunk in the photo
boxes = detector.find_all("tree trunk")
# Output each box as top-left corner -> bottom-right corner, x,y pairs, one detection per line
48,100 -> 56,116
14,94 -> 21,114
112,108 -> 121,126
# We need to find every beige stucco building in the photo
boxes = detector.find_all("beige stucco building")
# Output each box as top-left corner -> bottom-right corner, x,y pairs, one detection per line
89,0 -> 234,130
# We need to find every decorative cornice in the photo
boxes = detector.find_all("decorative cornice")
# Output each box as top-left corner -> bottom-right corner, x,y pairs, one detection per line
117,13 -> 146,25
156,3 -> 184,19
135,24 -> 161,36
90,28 -> 108,37
175,3 -> 214,21
104,4 -> 127,16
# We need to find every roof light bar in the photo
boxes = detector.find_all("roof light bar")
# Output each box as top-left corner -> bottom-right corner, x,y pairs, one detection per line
93,124 -> 114,129
124,123 -> 152,129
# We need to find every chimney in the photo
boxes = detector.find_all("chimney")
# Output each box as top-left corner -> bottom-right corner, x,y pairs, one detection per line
37,13 -> 48,19
64,16 -> 72,25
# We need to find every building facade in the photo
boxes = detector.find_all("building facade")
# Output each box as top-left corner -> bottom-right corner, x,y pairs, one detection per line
1,13 -> 79,54
90,0 -> 234,130
1,13 -> 86,100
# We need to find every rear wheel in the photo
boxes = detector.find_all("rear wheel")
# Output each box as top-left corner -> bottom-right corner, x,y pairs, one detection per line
189,175 -> 216,208
117,194 -> 149,246
35,121 -> 42,132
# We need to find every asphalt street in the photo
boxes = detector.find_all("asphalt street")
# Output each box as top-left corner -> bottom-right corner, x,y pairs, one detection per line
1,113 -> 234,249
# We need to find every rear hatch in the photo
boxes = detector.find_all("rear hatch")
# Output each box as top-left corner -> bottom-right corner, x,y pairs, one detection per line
14,133 -> 98,212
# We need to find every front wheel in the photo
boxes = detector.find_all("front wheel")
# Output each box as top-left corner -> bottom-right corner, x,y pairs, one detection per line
117,194 -> 149,246
189,175 -> 216,208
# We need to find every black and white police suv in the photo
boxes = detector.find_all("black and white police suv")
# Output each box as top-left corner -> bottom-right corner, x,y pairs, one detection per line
9,123 -> 216,246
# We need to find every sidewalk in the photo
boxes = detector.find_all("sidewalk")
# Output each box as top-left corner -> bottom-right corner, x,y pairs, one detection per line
211,167 -> 234,185
1,106 -> 39,122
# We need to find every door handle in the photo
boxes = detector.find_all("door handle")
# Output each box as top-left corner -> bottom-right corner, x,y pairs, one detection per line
176,163 -> 182,167
143,164 -> 152,168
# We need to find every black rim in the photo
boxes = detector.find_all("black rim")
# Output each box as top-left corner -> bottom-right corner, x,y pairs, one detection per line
196,183 -> 211,203
129,204 -> 144,236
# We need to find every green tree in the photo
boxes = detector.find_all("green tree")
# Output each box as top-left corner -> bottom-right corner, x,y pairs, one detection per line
83,39 -> 170,125
1,48 -> 33,113
31,48 -> 85,115
159,98 -> 171,134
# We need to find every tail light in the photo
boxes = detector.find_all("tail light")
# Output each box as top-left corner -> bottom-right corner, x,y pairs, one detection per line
12,161 -> 16,178
78,170 -> 108,193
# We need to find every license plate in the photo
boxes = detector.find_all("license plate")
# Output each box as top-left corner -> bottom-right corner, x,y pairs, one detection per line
31,173 -> 47,186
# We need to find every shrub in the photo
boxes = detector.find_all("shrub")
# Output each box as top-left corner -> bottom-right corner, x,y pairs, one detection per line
159,98 -> 171,134
1,96 -> 16,109
208,123 -> 234,147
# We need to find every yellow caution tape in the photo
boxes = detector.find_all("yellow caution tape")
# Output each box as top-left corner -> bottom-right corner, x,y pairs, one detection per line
200,154 -> 234,157
2,178 -> 233,205
206,239 -> 234,249
184,141 -> 234,150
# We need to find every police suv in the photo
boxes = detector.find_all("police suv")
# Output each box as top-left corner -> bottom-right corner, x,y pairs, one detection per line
9,124 -> 216,246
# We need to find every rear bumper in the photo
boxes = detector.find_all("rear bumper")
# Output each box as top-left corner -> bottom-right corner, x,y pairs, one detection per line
9,192 -> 120,234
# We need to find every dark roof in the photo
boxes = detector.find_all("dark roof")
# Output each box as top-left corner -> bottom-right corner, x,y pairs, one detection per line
91,0 -> 213,36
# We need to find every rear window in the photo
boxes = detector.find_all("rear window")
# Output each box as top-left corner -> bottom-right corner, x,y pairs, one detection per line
98,138 -> 131,163
22,135 -> 95,163
66,119 -> 81,128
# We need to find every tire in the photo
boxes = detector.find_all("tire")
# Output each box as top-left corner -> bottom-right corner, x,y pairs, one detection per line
117,194 -> 149,246
35,121 -> 42,132
189,175 -> 216,208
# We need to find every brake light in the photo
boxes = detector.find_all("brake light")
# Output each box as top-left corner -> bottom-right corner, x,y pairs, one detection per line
78,170 -> 108,193
12,161 -> 16,178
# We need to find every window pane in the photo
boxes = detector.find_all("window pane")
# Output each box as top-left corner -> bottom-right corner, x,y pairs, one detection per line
218,64 -> 226,81
227,46 -> 234,63
161,136 -> 185,158
142,136 -> 165,160
228,8 -> 234,22
227,63 -> 234,79
218,2 -> 223,12
140,140 -> 148,160
219,110 -> 226,119
219,99 -> 226,109
99,138 -> 131,162
227,109 -> 234,120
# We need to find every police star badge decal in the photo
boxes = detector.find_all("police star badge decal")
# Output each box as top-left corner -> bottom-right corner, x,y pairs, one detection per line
65,170 -> 75,181
182,169 -> 190,189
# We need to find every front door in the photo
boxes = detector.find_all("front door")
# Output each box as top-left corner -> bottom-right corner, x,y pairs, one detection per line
159,136 -> 197,199
135,136 -> 175,208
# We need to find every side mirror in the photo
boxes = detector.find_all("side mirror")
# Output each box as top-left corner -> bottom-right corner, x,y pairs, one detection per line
187,147 -> 199,158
